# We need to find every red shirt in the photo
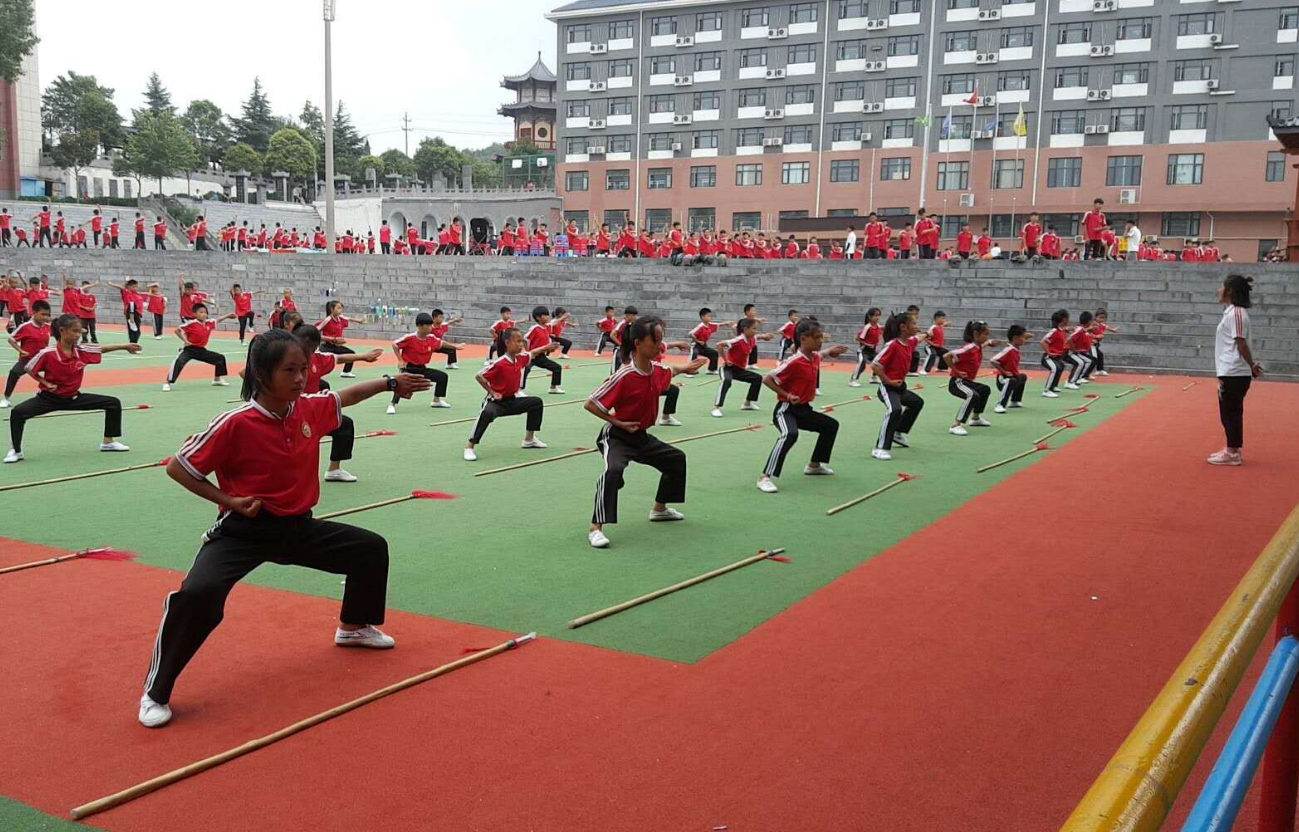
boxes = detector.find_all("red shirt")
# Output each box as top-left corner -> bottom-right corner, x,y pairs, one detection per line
306,352 -> 336,394
524,323 -> 552,351
549,319 -> 568,339
1083,210 -> 1107,241
491,318 -> 513,337
182,319 -> 217,348
180,292 -> 199,319
1068,326 -> 1093,353
947,342 -> 983,380
1093,322 -> 1109,341
721,334 -> 756,366
1041,233 -> 1061,257
991,344 -> 1022,376
778,321 -> 796,341
769,351 -> 820,403
109,221 -> 120,239
135,217 -> 146,233
499,229 -> 515,250
927,324 -> 945,348
432,324 -> 450,339
690,321 -> 719,343
597,317 -> 617,334
0,213 -> 9,229
38,210 -> 50,228
597,230 -> 612,252
1022,223 -> 1042,248
617,230 -> 635,252
806,243 -> 822,259
27,287 -> 49,308
449,224 -> 462,245
27,342 -> 101,398
478,353 -> 531,399
280,298 -> 296,313
1182,248 -> 1200,263
175,393 -> 343,517
784,242 -> 799,259
916,218 -> 939,246
61,288 -> 83,317
11,320 -> 50,360
91,215 -> 102,232
857,323 -> 882,347
146,293 -> 166,315
380,226 -> 391,244
957,231 -> 974,254
612,319 -> 630,343
874,336 -> 919,383
406,226 -> 419,244
1041,328 -> 1068,357
317,316 -> 348,339
120,289 -> 146,315
865,222 -> 885,249
590,361 -> 673,431
898,231 -> 913,251
394,331 -> 441,366
234,293 -> 254,316
154,220 -> 167,237
977,236 -> 993,257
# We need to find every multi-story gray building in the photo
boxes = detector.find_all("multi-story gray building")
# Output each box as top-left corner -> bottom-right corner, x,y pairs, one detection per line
546,0 -> 1299,260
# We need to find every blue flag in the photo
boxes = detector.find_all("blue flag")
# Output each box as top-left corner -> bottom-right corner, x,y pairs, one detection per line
940,114 -> 952,139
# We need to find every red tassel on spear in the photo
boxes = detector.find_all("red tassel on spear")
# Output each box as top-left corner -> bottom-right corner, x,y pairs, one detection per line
0,547 -> 138,576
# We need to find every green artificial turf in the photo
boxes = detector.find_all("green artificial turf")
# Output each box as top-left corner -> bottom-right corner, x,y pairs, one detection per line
0,351 -> 1143,663
0,798 -> 85,831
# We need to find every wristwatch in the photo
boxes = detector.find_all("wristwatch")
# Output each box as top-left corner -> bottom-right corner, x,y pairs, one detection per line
384,374 -> 398,392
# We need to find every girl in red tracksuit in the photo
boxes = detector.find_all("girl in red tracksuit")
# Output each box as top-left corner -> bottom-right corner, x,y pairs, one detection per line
869,312 -> 928,460
1039,309 -> 1071,397
943,321 -> 1000,436
849,307 -> 882,387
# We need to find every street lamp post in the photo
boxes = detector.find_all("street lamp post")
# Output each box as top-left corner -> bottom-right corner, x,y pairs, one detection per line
323,0 -> 337,253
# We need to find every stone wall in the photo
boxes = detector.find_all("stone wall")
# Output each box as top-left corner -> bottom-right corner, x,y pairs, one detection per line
4,249 -> 1296,377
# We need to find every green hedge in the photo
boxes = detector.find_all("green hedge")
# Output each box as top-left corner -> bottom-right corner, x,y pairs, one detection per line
15,195 -> 139,208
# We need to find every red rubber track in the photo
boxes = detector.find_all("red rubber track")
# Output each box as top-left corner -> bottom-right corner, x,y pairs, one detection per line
1,375 -> 1296,831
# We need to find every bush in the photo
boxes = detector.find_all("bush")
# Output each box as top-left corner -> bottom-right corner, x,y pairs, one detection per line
17,194 -> 138,208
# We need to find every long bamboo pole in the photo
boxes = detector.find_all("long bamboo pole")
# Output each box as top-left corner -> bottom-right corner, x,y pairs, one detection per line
0,459 -> 167,493
567,550 -> 785,629
818,395 -> 872,413
1115,386 -> 1142,399
825,473 -> 915,517
69,633 -> 537,821
1032,422 -> 1073,446
976,443 -> 1049,474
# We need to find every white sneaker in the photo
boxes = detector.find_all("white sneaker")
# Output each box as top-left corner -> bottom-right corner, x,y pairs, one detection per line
848,380 -> 862,388
871,448 -> 892,461
917,369 -> 929,376
949,425 -> 969,436
386,404 -> 397,415
705,369 -> 719,375
993,404 -> 1007,414
334,625 -> 395,649
138,695 -> 172,728
1009,402 -> 1023,408
0,398 -> 8,408
153,335 -> 163,340
711,408 -> 724,418
463,448 -> 477,461
324,468 -> 358,482
100,441 -> 130,452
804,465 -> 834,476
892,433 -> 910,448
1078,378 -> 1091,384
521,438 -> 548,449
740,401 -> 759,411
757,477 -> 779,493
3,449 -> 24,463
1064,382 -> 1081,390
649,507 -> 685,521
549,387 -> 566,394
213,378 -> 230,386
1042,390 -> 1060,398
589,529 -> 610,548
906,372 -> 920,378
1095,370 -> 1109,377
162,383 -> 171,392
431,400 -> 451,408
870,376 -> 880,384
657,415 -> 682,426
969,418 -> 992,427
447,363 -> 459,370
339,371 -> 357,379
816,388 -> 822,396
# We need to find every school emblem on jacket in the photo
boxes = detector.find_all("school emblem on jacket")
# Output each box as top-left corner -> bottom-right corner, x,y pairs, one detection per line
302,423 -> 312,438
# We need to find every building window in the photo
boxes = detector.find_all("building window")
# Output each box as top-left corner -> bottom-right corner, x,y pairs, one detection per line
1106,156 -> 1143,186
645,209 -> 673,233
1274,100 -> 1294,120
997,70 -> 1031,92
836,80 -> 866,101
697,11 -> 724,31
1167,153 -> 1204,185
566,137 -> 589,155
568,24 -> 592,43
1267,151 -> 1287,182
689,208 -> 717,233
696,51 -> 723,72
789,43 -> 818,64
610,20 -> 634,39
607,134 -> 633,154
993,159 -> 1024,189
944,73 -> 977,95
609,59 -> 634,78
827,208 -> 860,217
833,121 -> 865,142
1113,63 -> 1149,85
606,169 -> 631,190
563,210 -> 590,232
650,56 -> 676,75
1259,239 -> 1281,261
884,119 -> 915,139
1170,105 -> 1207,131
123,180 -> 132,198
889,35 -> 921,56
838,40 -> 868,61
995,112 -> 1025,136
1058,22 -> 1092,44
1000,26 -> 1034,49
782,162 -> 812,185
945,115 -> 972,139
609,97 -> 633,116
694,91 -> 721,111
741,8 -> 770,28
1283,7 -> 1299,30
565,171 -> 589,192
937,161 -> 969,191
740,48 -> 768,68
651,16 -> 677,35
990,214 -> 1016,238
941,215 -> 968,238
786,85 -> 817,105
830,160 -> 860,182
1051,109 -> 1086,134
736,127 -> 765,147
691,166 -> 717,187
566,63 -> 592,81
1043,214 -> 1080,237
76,176 -> 89,199
649,95 -> 675,114
567,101 -> 590,118
1278,56 -> 1296,78
1055,66 -> 1089,89
647,133 -> 674,151
694,130 -> 720,150
648,168 -> 673,189
733,211 -> 762,230
604,209 -> 630,230
109,179 -> 120,198
1173,59 -> 1215,82
946,30 -> 977,52
1047,157 -> 1083,188
739,88 -> 767,107
841,0 -> 868,18
790,2 -> 819,23
1111,107 -> 1146,133
784,124 -> 814,144
1117,17 -> 1152,39
949,0 -> 979,8
891,0 -> 921,12
881,157 -> 912,180
1162,212 -> 1201,237
885,77 -> 918,98
736,163 -> 764,186
93,178 -> 104,198
1176,13 -> 1217,36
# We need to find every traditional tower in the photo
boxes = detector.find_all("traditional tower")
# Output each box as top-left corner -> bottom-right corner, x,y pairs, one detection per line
499,52 -> 557,151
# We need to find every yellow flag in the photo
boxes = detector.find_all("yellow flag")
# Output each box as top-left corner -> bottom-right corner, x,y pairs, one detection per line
1013,103 -> 1028,137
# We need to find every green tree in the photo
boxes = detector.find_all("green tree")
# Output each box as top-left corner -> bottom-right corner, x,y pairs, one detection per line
41,72 -> 124,149
120,111 -> 201,195
356,154 -> 384,182
263,128 -> 316,181
231,76 -> 275,152
0,0 -> 39,84
141,72 -> 174,116
182,99 -> 232,168
413,136 -> 466,185
379,149 -> 416,179
221,142 -> 262,176
49,130 -> 101,197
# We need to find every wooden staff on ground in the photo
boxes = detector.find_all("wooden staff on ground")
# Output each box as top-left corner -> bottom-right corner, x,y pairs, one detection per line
315,490 -> 456,521
0,458 -> 169,493
825,473 -> 916,517
977,443 -> 1050,474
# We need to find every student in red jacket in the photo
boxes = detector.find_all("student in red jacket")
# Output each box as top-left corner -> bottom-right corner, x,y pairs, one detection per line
898,223 -> 914,259
977,229 -> 994,259
464,326 -> 561,461
596,223 -> 612,256
990,324 -> 1030,413
1039,309 -> 1071,397
1020,213 -> 1043,257
163,303 -> 237,391
2,300 -> 52,408
864,212 -> 885,259
869,312 -> 928,460
957,223 -> 975,259
1041,225 -> 1062,259
915,209 -> 939,259
942,320 -> 1000,436
1082,198 -> 1107,260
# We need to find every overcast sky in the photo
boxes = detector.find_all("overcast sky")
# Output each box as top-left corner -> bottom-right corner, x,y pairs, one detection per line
34,0 -> 559,154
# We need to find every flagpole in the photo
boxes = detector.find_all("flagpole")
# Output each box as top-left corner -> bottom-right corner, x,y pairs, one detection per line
917,0 -> 941,210
989,96 -> 1000,230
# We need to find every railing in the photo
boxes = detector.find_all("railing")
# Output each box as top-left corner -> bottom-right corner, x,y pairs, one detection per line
1061,502 -> 1299,832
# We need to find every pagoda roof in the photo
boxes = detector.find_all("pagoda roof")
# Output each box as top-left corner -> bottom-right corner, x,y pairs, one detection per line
503,54 -> 556,86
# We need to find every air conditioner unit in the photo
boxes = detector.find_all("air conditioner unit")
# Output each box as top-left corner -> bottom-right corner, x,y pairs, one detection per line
959,193 -> 976,208
764,108 -> 786,119
865,60 -> 887,72
971,130 -> 991,139
766,67 -> 787,79
768,27 -> 788,39
669,141 -> 683,151
1086,89 -> 1111,101
674,75 -> 693,86
1093,124 -> 1110,133
1073,235 -> 1086,244
589,81 -> 607,92
587,146 -> 606,155
762,137 -> 785,147
672,114 -> 693,125
589,118 -> 607,129
976,52 -> 999,64
980,95 -> 996,106
590,43 -> 608,54
862,132 -> 873,141
1118,188 -> 1137,204
1083,125 -> 1099,134
1208,33 -> 1223,45
1092,0 -> 1116,11
1090,44 -> 1115,57
675,35 -> 694,47
977,8 -> 1001,21
866,18 -> 889,30
863,102 -> 885,113
1206,79 -> 1220,90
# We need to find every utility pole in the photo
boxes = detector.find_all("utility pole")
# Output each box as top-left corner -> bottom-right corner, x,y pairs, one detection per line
402,113 -> 412,157
323,0 -> 337,254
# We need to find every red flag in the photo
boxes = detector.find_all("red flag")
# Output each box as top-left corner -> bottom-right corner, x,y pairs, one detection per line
965,85 -> 980,106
